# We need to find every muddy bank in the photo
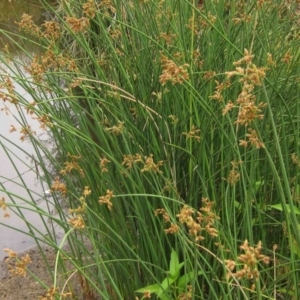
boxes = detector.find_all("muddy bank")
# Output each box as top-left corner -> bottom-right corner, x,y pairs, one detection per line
0,240 -> 100,300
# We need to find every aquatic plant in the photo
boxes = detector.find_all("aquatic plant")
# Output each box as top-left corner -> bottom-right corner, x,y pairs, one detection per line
1,0 -> 300,299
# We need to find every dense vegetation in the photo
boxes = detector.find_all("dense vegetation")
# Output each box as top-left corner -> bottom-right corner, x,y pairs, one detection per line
1,0 -> 300,299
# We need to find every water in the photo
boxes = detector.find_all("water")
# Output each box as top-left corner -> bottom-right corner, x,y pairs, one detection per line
0,74 -> 62,262
0,0 -> 46,52
0,1 -> 61,262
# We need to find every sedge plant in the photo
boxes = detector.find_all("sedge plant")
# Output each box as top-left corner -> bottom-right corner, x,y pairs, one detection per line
0,0 -> 300,299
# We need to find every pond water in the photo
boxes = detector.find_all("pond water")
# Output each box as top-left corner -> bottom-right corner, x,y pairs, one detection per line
0,0 -> 47,52
0,0 -> 62,262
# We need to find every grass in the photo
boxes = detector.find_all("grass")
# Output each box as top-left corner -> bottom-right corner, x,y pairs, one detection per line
0,0 -> 300,299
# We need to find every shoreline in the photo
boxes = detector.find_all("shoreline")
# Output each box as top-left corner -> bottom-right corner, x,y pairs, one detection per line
0,243 -> 59,299
0,236 -> 98,300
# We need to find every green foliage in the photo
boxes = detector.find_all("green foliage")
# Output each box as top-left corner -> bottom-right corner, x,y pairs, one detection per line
136,249 -> 203,299
0,0 -> 300,299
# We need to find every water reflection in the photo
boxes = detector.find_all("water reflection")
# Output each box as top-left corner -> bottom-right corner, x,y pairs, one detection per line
0,0 -> 51,53
0,73 -> 62,262
0,1 -> 61,262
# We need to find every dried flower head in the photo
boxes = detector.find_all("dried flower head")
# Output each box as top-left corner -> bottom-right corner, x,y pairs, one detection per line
141,154 -> 164,173
60,153 -> 85,177
20,126 -> 36,142
203,70 -> 216,80
154,208 -> 170,223
222,101 -> 235,116
100,157 -> 111,173
83,0 -> 97,18
225,240 -> 270,281
69,216 -> 85,229
9,125 -> 17,133
99,0 -> 116,15
143,290 -> 151,299
24,55 -> 45,83
182,125 -> 201,142
177,285 -> 193,300
227,160 -> 241,186
168,115 -> 179,125
39,286 -> 59,300
176,199 -> 219,242
291,153 -> 300,167
99,189 -> 114,210
16,13 -> 40,36
42,21 -> 61,40
122,154 -> 143,169
164,223 -> 180,234
246,128 -> 265,149
0,197 -> 10,218
225,49 -> 268,134
35,114 -> 53,130
83,186 -> 91,197
105,121 -> 124,135
159,52 -> 189,85
4,249 -> 32,277
65,16 -> 89,33
51,177 -> 67,197
281,50 -> 292,64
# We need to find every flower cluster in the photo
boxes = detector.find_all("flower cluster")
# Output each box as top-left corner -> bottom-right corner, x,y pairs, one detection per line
223,49 -> 267,148
51,177 -> 67,198
159,52 -> 189,85
122,154 -> 143,169
16,13 -> 40,36
60,153 -> 85,177
141,154 -> 164,173
100,157 -> 111,173
69,186 -> 91,229
227,160 -> 242,186
0,76 -> 17,104
42,21 -> 61,40
39,286 -> 72,300
182,125 -> 201,142
155,208 -> 180,234
177,199 -> 219,242
99,189 -> 114,210
105,121 -> 125,135
0,197 -> 10,218
156,198 -> 219,241
65,16 -> 89,33
122,153 -> 163,173
19,125 -> 36,142
83,0 -> 97,19
225,240 -> 270,286
4,248 -> 31,277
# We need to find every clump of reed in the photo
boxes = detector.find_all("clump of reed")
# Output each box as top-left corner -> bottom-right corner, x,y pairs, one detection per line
1,0 -> 300,299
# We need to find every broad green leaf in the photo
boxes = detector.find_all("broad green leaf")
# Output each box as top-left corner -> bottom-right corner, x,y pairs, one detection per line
159,293 -> 170,300
169,249 -> 179,279
177,271 -> 203,289
234,200 -> 241,210
254,181 -> 264,193
135,284 -> 160,294
157,277 -> 175,297
269,204 -> 300,215
178,262 -> 184,271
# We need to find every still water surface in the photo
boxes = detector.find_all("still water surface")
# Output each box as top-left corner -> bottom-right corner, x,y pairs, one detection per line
0,1 -> 61,262
0,0 -> 46,52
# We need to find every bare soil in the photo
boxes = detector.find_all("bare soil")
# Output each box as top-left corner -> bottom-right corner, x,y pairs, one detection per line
0,245 -> 73,300
0,243 -> 100,300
